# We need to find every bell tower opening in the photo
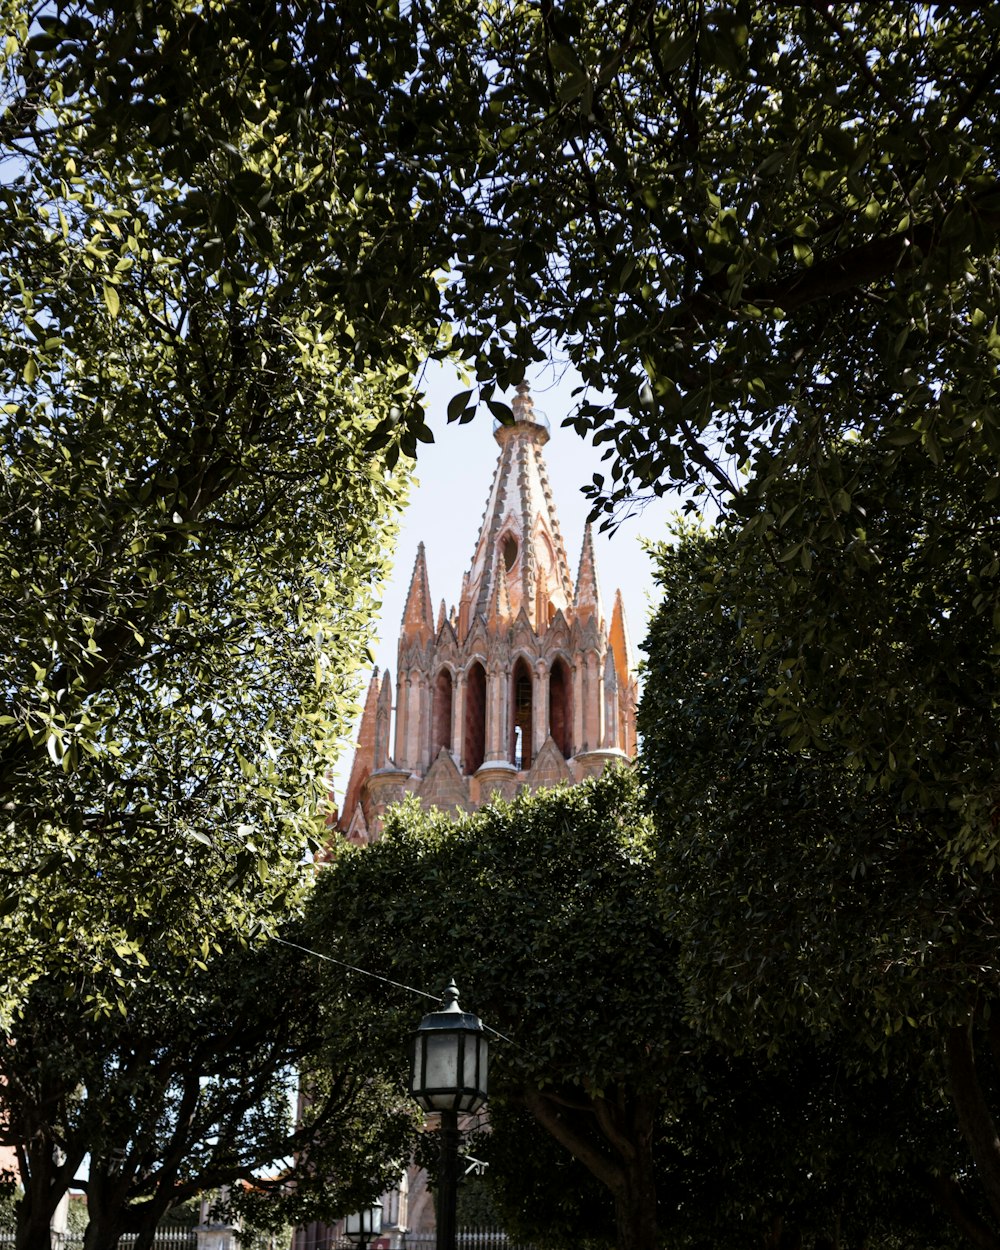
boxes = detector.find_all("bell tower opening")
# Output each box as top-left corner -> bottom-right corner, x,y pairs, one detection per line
549,658 -> 572,759
463,662 -> 486,774
502,534 -> 518,572
511,658 -> 533,771
432,668 -> 453,757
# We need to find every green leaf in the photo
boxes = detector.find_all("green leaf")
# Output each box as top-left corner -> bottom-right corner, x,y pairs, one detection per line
548,42 -> 583,76
486,399 -> 514,425
447,389 -> 474,422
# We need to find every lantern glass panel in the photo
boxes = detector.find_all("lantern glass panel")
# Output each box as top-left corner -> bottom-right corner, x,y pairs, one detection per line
344,1205 -> 382,1241
478,1034 -> 489,1095
423,1031 -> 459,1093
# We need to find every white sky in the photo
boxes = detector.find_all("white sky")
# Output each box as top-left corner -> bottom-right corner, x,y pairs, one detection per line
330,360 -> 683,796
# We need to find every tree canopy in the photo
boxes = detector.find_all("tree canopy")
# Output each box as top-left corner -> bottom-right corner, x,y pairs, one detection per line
0,933 -> 413,1250
0,0 -> 485,1000
309,772 -> 677,1250
640,525 -> 1000,1248
8,2 -> 999,857
434,5 -> 1000,512
307,772 -> 964,1250
412,3 -> 1000,826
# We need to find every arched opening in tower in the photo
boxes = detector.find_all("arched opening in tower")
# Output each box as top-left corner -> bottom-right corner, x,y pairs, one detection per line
511,658 -> 533,771
432,668 -> 453,758
463,662 -> 487,774
549,658 -> 572,758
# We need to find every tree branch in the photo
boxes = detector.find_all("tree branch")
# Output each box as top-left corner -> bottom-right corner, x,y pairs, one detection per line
521,1086 -> 625,1197
692,194 -> 1000,319
592,1090 -> 637,1165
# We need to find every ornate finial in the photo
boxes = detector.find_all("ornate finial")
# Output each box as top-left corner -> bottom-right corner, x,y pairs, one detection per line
494,380 -> 549,444
441,978 -> 461,1010
512,381 -> 534,423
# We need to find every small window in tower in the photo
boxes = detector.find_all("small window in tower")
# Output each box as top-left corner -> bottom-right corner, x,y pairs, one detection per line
502,535 -> 518,572
550,658 -> 572,758
510,658 -> 533,770
463,662 -> 487,775
432,669 -> 453,757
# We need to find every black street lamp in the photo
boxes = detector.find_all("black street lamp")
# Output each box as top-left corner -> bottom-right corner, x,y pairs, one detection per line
344,1204 -> 383,1250
409,979 -> 489,1250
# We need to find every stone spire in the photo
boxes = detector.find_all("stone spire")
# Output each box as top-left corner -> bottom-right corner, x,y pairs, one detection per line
573,522 -> 603,625
374,670 -> 393,770
335,668 -> 381,840
511,379 -> 539,424
401,541 -> 434,646
489,562 -> 512,624
609,588 -> 636,689
462,383 -> 574,636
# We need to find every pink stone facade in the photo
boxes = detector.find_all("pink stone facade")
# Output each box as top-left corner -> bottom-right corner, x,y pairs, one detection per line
335,384 -> 638,843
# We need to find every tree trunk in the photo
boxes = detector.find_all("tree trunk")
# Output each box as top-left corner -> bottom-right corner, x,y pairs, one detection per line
946,1014 -> 1000,1227
83,1173 -> 137,1250
130,1210 -> 169,1250
521,1085 -> 660,1250
14,1138 -> 77,1250
15,1206 -> 57,1250
611,1093 -> 658,1250
83,1211 -> 130,1250
923,1170 -> 1000,1250
614,1143 -> 658,1250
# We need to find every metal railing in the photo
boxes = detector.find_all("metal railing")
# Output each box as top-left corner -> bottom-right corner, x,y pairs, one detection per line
0,1225 -> 530,1250
406,1231 -> 533,1250
0,1231 -> 198,1250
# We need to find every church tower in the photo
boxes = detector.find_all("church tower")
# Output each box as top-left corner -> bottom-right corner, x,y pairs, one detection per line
336,383 -> 638,843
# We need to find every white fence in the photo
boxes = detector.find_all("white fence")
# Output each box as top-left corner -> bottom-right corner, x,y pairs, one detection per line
0,1227 -> 528,1250
406,1231 -> 533,1250
0,1232 -> 197,1250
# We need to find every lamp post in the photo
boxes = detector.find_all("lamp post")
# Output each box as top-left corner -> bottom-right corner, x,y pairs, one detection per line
409,979 -> 489,1250
344,1205 -> 383,1250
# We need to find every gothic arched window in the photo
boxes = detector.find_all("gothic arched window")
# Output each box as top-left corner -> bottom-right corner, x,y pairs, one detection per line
463,662 -> 487,774
432,668 -> 453,758
550,658 -> 572,758
511,657 -> 533,770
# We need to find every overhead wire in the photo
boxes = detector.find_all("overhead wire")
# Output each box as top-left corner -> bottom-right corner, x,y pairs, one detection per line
272,935 -> 518,1045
